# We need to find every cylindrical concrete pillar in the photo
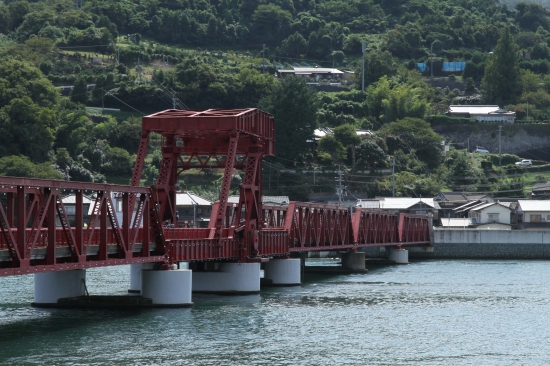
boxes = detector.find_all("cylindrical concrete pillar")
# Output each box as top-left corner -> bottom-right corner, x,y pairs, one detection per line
264,258 -> 301,286
389,248 -> 409,264
141,269 -> 193,307
34,270 -> 86,305
341,251 -> 365,270
128,263 -> 156,294
193,262 -> 260,294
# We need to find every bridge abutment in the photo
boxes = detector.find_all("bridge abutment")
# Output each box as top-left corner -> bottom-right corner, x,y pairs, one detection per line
33,270 -> 86,306
192,263 -> 260,294
141,269 -> 193,307
263,258 -> 301,286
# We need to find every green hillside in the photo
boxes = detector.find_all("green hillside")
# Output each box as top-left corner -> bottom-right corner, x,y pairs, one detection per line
2,0 -> 550,199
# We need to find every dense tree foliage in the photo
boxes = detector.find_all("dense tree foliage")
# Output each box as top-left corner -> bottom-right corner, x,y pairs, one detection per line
0,0 -> 548,199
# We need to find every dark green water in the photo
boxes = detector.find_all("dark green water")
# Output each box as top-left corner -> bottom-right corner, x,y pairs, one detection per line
0,259 -> 549,365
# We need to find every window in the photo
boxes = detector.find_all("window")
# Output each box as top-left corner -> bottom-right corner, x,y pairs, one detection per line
487,213 -> 500,222
65,205 -> 75,215
531,214 -> 542,222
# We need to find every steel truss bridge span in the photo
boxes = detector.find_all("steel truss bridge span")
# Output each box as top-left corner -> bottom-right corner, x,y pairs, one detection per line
0,108 -> 430,276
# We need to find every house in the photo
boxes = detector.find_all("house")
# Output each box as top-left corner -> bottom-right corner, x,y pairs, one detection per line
227,195 -> 290,207
356,197 -> 439,219
434,192 -> 493,219
175,192 -> 213,228
440,202 -> 512,229
447,105 -> 515,123
468,202 -> 512,229
516,200 -> 550,230
277,67 -> 344,80
310,193 -> 368,208
530,182 -> 550,199
59,194 -> 95,226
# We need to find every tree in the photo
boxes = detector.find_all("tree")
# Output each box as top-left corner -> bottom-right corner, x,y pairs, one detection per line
378,117 -> 444,170
71,78 -> 89,104
318,134 -> 346,164
259,77 -> 319,163
482,27 -> 520,105
0,155 -> 62,180
333,124 -> 361,168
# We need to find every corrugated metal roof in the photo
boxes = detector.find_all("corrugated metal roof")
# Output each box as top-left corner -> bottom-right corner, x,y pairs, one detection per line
292,67 -> 344,74
532,182 -> 550,191
435,192 -> 468,202
176,192 -> 212,206
227,195 -> 289,205
262,196 -> 290,205
470,202 -> 500,212
62,194 -> 95,204
380,198 -> 435,209
440,218 -> 475,227
518,200 -> 550,212
356,200 -> 380,209
449,105 -> 500,114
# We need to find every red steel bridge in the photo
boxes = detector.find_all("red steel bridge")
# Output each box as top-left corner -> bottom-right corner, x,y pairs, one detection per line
0,109 -> 430,276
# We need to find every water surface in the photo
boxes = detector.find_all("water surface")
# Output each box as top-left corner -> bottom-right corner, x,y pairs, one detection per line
0,259 -> 548,365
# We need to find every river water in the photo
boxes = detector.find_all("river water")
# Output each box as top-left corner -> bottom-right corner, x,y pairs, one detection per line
0,259 -> 549,365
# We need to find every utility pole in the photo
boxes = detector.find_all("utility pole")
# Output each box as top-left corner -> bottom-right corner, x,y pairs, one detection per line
336,164 -> 344,204
430,44 -> 434,79
392,157 -> 395,198
426,43 -> 442,80
172,93 -> 176,109
361,43 -> 366,92
467,137 -> 470,153
262,44 -> 265,74
498,125 -> 502,166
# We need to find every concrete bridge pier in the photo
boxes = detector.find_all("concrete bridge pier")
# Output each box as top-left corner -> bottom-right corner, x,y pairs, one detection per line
128,263 -> 156,294
141,268 -> 193,307
192,262 -> 261,294
341,251 -> 366,271
389,247 -> 409,264
33,270 -> 86,306
263,258 -> 301,286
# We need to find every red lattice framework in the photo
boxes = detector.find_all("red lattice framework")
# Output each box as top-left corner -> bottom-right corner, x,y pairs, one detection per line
0,108 -> 431,276
132,109 -> 275,262
0,177 -> 167,276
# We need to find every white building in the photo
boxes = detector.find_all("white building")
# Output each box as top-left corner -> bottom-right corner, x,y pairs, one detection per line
516,200 -> 550,230
447,105 -> 515,123
467,202 -> 512,229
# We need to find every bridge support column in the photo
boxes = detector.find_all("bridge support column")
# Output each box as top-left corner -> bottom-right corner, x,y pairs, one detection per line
141,269 -> 193,307
341,251 -> 365,270
389,247 -> 409,264
128,263 -> 156,294
33,270 -> 86,306
193,263 -> 260,294
263,259 -> 301,286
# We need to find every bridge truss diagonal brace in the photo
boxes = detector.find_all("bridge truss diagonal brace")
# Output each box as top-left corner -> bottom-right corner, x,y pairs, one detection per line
210,132 -> 240,238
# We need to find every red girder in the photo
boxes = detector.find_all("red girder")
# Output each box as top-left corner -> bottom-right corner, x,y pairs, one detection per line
0,108 -> 432,276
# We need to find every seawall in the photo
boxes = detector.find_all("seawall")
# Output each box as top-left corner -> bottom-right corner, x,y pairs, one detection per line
362,229 -> 550,260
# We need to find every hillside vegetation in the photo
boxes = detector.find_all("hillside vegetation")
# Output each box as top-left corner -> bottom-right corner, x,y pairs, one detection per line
2,0 -> 550,199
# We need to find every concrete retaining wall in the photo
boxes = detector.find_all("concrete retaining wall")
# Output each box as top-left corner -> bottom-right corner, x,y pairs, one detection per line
361,229 -> 550,260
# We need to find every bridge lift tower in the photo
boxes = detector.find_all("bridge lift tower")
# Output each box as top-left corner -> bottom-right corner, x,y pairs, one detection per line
130,108 -> 275,260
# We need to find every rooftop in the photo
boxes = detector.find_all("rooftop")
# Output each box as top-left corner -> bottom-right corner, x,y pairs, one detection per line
440,218 -> 475,227
518,200 -> 550,212
227,195 -> 290,205
358,197 -> 436,210
175,192 -> 212,206
448,105 -> 515,116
